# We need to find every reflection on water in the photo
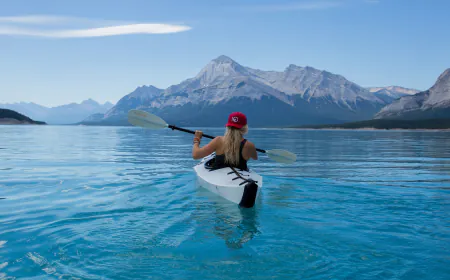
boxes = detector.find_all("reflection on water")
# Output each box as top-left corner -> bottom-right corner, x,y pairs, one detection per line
195,187 -> 260,249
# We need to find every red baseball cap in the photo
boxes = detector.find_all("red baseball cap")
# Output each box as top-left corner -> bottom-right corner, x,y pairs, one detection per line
226,112 -> 247,129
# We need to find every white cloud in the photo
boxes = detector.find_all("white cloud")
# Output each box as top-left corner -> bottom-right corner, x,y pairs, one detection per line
0,15 -> 191,38
0,24 -> 191,38
247,1 -> 341,12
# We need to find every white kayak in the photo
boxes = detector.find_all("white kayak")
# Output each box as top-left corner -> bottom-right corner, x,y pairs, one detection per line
193,153 -> 263,208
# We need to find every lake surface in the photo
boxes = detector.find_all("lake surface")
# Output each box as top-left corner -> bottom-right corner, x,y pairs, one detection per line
1,126 -> 449,279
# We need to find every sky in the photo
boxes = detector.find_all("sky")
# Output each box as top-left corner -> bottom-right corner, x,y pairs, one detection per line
0,0 -> 449,107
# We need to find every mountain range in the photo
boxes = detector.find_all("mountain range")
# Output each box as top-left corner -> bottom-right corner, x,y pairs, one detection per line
82,55 -> 419,127
0,99 -> 113,125
375,69 -> 450,120
4,55 -> 440,127
368,86 -> 419,103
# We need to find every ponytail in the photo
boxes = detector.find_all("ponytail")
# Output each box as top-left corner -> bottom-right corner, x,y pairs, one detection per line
223,125 -> 248,165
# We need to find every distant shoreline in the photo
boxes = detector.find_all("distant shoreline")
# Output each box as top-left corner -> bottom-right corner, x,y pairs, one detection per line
290,127 -> 450,132
292,118 -> 450,131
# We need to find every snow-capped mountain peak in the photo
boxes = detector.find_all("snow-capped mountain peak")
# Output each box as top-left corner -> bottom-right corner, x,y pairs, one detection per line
212,55 -> 236,64
369,86 -> 419,96
128,85 -> 162,99
102,85 -> 163,118
193,55 -> 250,86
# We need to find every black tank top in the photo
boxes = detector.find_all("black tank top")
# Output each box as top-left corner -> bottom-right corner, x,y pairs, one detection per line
213,139 -> 248,171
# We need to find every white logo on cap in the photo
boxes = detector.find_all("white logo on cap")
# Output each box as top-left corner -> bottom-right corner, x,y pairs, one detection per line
232,117 -> 239,122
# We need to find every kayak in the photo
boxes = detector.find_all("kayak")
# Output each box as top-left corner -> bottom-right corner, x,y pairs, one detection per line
194,153 -> 263,207
193,153 -> 263,208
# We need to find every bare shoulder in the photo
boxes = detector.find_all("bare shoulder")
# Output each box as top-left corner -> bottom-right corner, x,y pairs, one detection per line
213,136 -> 224,148
245,139 -> 255,146
245,140 -> 256,149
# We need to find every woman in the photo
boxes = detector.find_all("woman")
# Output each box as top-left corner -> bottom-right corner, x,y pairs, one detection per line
192,112 -> 258,171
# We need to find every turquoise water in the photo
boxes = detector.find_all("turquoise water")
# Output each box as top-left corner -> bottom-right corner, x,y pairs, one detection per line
1,126 -> 449,279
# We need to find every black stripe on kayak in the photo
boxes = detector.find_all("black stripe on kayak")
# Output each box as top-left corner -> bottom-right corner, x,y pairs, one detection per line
239,181 -> 259,208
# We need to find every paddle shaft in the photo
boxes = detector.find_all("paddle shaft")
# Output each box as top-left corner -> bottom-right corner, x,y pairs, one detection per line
168,125 -> 266,153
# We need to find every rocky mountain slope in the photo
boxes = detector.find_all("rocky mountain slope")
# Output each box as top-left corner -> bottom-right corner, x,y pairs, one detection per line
375,69 -> 450,120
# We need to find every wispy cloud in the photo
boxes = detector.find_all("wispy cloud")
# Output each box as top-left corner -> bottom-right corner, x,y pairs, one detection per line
0,15 -> 122,27
0,15 -> 68,24
365,0 -> 380,3
246,1 -> 342,12
0,15 -> 191,38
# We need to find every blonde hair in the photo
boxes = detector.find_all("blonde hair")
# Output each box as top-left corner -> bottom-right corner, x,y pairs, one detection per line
223,125 -> 248,166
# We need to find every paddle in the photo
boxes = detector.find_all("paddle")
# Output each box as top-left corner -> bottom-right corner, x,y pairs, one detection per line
127,109 -> 297,164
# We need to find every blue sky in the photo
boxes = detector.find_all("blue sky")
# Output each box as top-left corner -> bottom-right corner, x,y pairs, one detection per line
0,0 -> 448,106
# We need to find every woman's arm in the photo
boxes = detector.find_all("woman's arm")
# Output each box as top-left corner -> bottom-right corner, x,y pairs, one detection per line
192,131 -> 219,159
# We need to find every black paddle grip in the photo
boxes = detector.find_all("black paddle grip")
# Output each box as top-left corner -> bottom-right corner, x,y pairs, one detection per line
168,125 -> 215,140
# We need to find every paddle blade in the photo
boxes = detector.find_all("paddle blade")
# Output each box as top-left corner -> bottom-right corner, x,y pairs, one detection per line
128,109 -> 168,129
266,149 -> 297,164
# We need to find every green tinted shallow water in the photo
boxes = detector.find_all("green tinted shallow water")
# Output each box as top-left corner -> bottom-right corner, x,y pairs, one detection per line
0,126 -> 449,279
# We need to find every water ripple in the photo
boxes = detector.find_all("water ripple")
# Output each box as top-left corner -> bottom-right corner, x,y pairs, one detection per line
0,126 -> 449,279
